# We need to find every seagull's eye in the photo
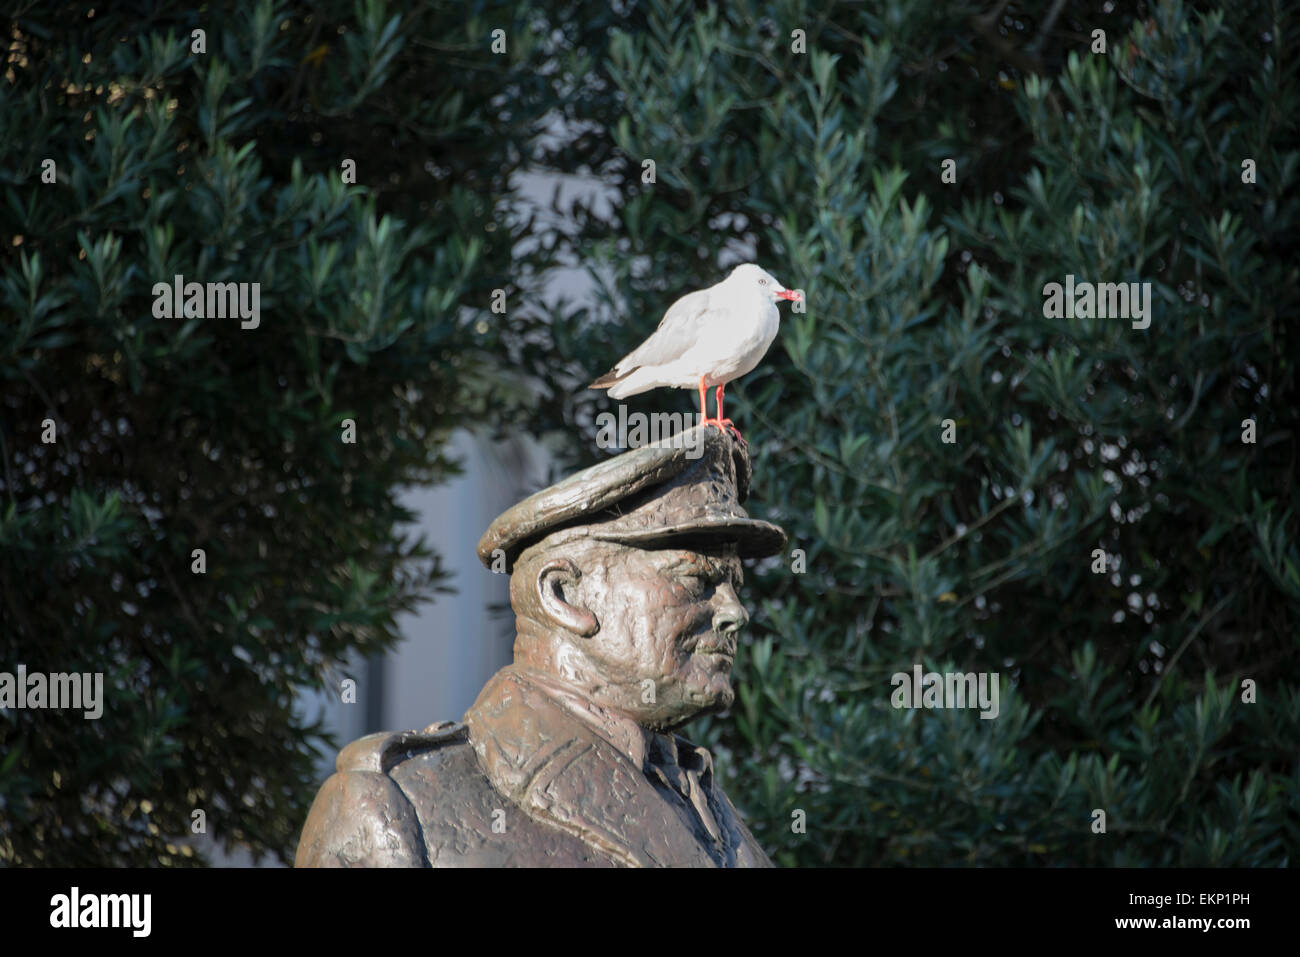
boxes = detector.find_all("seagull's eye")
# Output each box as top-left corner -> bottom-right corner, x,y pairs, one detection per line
758,278 -> 767,285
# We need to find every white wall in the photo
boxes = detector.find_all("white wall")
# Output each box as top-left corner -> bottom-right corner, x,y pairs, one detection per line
382,430 -> 533,731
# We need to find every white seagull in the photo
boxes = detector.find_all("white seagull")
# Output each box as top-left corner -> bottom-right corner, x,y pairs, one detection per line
588,263 -> 802,436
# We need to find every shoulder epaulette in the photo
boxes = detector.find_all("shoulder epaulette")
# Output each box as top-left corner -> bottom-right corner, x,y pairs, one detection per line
335,720 -> 467,774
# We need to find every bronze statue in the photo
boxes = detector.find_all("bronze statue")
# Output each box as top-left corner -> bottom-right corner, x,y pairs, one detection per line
295,425 -> 785,867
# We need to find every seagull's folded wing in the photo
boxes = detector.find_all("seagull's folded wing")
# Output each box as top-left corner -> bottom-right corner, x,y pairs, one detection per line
616,288 -> 714,372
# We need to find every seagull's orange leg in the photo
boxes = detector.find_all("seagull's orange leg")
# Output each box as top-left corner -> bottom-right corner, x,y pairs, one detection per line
698,376 -> 716,428
715,384 -> 744,441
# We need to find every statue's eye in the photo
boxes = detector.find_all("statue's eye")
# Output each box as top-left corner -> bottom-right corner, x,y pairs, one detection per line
673,572 -> 709,595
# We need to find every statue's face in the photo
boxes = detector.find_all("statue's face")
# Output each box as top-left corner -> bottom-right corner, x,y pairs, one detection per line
564,540 -> 749,730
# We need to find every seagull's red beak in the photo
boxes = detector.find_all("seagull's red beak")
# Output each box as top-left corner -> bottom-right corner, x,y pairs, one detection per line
777,289 -> 802,302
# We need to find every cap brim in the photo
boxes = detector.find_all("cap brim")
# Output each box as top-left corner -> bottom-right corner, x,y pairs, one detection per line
588,516 -> 787,559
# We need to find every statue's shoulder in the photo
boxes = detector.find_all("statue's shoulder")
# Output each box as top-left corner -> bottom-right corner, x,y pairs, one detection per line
295,721 -> 470,868
335,720 -> 468,774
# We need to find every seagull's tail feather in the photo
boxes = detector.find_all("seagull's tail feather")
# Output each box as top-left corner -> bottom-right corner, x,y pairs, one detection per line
606,369 -> 660,399
588,365 -> 640,392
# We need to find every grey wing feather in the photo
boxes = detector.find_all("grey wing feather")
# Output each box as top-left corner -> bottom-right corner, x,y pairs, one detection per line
615,288 -> 713,371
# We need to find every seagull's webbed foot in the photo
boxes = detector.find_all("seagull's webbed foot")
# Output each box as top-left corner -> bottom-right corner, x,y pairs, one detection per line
717,419 -> 746,445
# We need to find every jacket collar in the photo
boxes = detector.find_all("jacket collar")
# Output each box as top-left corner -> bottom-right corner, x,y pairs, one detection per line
463,666 -> 734,867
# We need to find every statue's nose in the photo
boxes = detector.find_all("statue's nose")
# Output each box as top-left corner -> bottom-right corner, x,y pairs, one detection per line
712,584 -> 750,636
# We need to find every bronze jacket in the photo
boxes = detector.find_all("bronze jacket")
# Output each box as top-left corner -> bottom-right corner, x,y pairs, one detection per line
294,667 -> 772,867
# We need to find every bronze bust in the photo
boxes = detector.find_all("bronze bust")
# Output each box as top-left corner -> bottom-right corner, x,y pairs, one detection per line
295,426 -> 785,867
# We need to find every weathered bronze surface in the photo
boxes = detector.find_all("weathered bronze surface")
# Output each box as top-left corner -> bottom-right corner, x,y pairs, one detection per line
295,425 -> 786,867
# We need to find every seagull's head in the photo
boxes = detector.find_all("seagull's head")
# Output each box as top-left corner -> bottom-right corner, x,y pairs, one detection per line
730,263 -> 802,304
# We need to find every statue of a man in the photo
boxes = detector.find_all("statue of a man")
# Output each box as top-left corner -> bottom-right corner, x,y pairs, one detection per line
295,426 -> 785,867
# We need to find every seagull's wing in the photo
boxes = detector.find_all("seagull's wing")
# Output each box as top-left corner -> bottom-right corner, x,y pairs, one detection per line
614,287 -> 714,371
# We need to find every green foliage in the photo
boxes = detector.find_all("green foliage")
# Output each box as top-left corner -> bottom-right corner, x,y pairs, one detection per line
514,0 -> 1300,864
0,0 -> 614,865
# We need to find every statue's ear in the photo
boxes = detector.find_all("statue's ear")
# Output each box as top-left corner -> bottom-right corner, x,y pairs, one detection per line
534,558 -> 599,637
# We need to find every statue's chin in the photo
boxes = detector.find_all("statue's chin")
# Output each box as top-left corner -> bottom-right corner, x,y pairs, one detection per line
648,681 -> 734,732
692,662 -> 735,707
702,678 -> 736,711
